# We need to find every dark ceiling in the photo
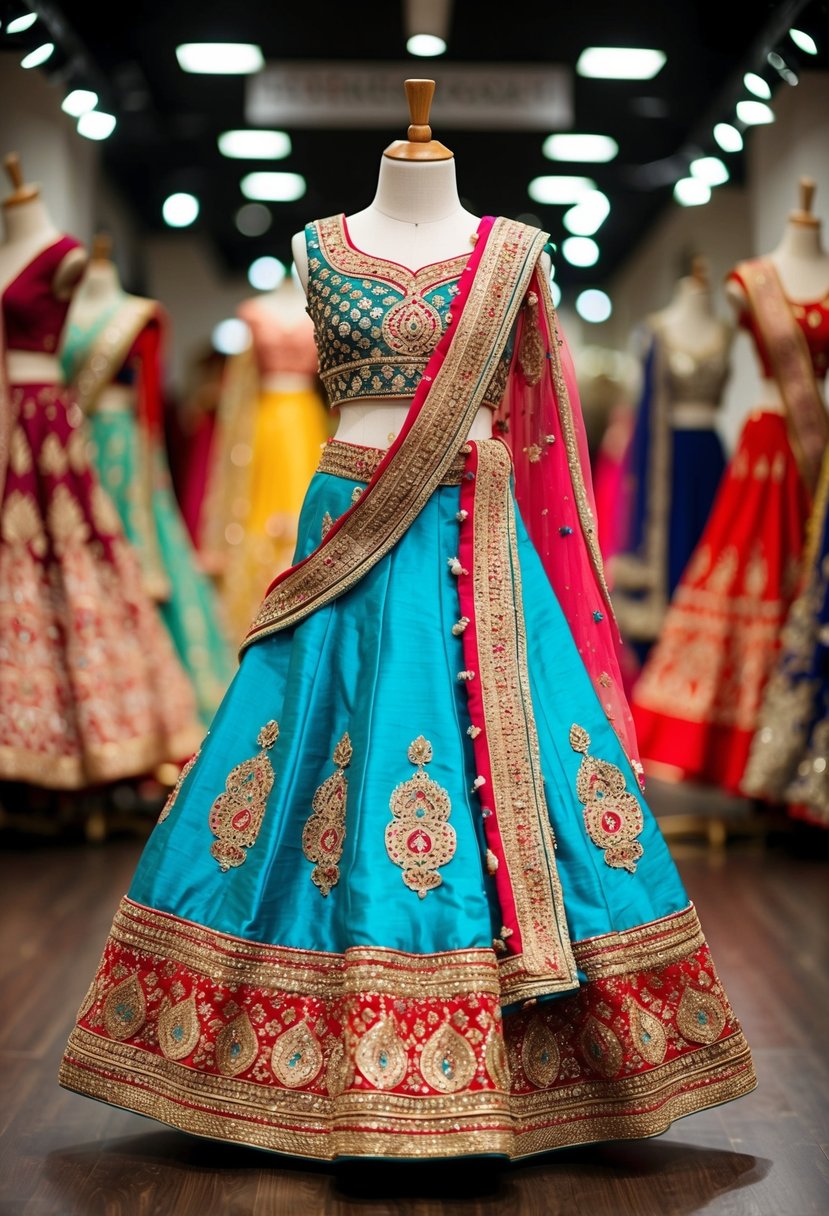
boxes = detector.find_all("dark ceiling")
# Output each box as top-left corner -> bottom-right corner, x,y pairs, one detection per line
7,0 -> 829,296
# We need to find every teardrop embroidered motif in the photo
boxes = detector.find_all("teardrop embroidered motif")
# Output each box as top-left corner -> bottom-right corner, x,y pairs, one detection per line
485,1030 -> 511,1091
215,1011 -> 259,1076
386,737 -> 456,898
103,975 -> 146,1041
676,985 -> 726,1045
271,1021 -> 325,1089
580,1015 -> 624,1079
419,1024 -> 478,1094
157,995 -> 201,1061
355,1017 -> 408,1090
208,720 -> 279,871
570,724 -> 644,872
302,732 -> 352,895
626,999 -> 668,1066
521,1017 -> 561,1087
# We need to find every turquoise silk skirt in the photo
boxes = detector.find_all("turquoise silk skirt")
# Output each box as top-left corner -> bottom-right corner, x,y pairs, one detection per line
60,438 -> 755,1161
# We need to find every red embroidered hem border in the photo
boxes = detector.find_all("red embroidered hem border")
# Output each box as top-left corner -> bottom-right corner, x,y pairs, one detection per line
59,899 -> 756,1160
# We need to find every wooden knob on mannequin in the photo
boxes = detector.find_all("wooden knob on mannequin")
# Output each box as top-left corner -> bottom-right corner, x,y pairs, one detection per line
384,78 -> 453,161
790,175 -> 819,226
91,230 -> 113,262
3,151 -> 40,206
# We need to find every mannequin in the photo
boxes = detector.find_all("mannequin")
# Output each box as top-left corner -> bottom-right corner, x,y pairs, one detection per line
633,178 -> 828,801
291,80 -> 549,448
199,270 -> 330,640
1,162 -> 202,800
59,233 -> 236,725
61,79 -> 755,1163
1,152 -> 87,386
610,254 -> 732,654
725,176 -> 829,409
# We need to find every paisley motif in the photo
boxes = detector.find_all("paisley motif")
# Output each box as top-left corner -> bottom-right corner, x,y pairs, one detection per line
355,1017 -> 408,1090
302,732 -> 352,895
157,995 -> 201,1061
570,724 -> 644,872
676,985 -> 726,1044
419,1024 -> 477,1094
208,720 -> 279,870
271,1021 -> 325,1088
386,737 -> 456,897
580,1015 -> 624,1078
627,999 -> 667,1065
382,295 -> 443,356
103,974 -> 146,1041
521,1016 -> 561,1087
215,1011 -> 259,1076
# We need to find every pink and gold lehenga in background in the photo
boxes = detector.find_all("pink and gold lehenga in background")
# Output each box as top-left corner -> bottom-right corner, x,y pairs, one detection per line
0,234 -> 201,789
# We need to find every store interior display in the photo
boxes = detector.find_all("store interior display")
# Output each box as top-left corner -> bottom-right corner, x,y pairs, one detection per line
1,3 -> 828,1208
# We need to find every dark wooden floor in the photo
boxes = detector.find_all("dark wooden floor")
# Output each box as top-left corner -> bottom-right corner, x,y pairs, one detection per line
1,792 -> 828,1216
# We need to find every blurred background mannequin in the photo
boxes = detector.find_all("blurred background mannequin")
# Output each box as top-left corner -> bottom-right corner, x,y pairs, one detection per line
60,234 -> 235,725
633,179 -> 829,800
200,272 -> 330,642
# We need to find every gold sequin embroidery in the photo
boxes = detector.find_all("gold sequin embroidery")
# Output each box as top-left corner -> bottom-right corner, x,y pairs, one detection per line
103,974 -> 146,1041
157,995 -> 201,1060
355,1017 -> 408,1090
521,1017 -> 561,1087
570,725 -> 644,872
676,985 -> 726,1044
271,1021 -> 325,1088
419,1024 -> 477,1094
215,1011 -> 259,1076
580,1016 -> 624,1078
158,747 -> 201,824
208,721 -> 279,871
386,737 -> 456,898
302,732 -> 352,896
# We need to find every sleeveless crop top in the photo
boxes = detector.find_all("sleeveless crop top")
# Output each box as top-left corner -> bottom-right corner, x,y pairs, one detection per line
649,323 -> 732,408
2,234 -> 82,355
304,214 -> 512,410
727,265 -> 829,382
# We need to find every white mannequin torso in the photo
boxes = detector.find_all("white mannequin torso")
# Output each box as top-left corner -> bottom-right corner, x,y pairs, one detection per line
291,156 -> 549,448
725,214 -> 829,408
1,193 -> 87,383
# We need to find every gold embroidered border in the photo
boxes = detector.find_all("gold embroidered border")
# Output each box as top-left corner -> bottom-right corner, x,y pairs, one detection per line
60,1022 -> 754,1161
108,899 -> 500,998
738,259 -> 828,492
242,218 -> 547,649
471,442 -> 577,1000
319,214 -> 471,295
572,903 -> 704,979
318,439 -> 468,486
69,297 -> 159,414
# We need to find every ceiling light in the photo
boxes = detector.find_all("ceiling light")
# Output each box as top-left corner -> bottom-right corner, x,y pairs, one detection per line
176,43 -> 264,74
61,89 -> 98,117
248,256 -> 286,291
407,34 -> 446,56
528,175 -> 597,205
713,122 -> 743,153
542,134 -> 618,163
673,178 -> 711,206
562,236 -> 599,267
240,171 -> 306,202
690,156 -> 729,186
576,48 -> 666,80
789,28 -> 817,55
236,202 -> 272,236
562,190 -> 610,236
162,192 -> 200,227
77,111 -> 117,141
218,130 -> 291,159
21,42 -> 54,69
576,289 -> 612,323
551,280 -> 562,308
7,12 -> 37,34
744,72 -> 771,100
212,319 -> 252,356
736,100 -> 775,125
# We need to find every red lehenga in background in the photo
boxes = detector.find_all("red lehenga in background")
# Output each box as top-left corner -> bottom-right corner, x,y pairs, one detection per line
632,257 -> 828,795
0,235 -> 202,789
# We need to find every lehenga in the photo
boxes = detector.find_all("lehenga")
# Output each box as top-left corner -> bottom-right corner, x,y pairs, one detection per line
60,216 -> 756,1160
59,292 -> 236,724
610,314 -> 731,654
0,235 -> 201,788
200,291 -> 331,643
632,258 -> 828,794
741,440 -> 829,824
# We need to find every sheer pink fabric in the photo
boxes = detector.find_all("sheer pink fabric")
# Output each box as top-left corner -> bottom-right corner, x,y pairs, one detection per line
497,269 -> 643,779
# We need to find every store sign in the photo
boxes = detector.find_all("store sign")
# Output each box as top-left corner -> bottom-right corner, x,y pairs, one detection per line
246,62 -> 572,130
